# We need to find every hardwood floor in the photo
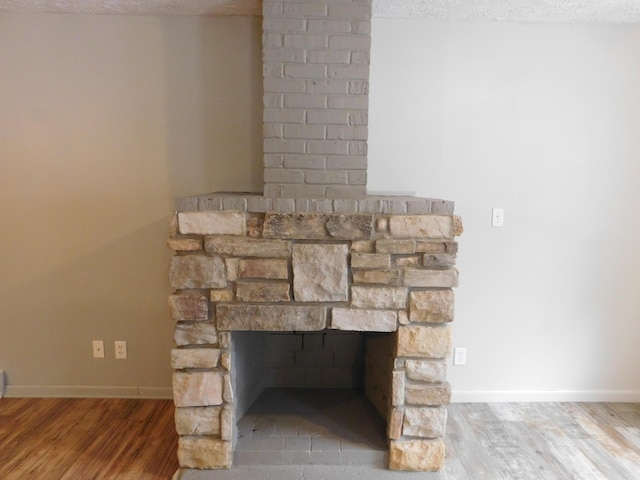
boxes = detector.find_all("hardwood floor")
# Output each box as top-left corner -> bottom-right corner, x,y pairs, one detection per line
1,399 -> 639,479
0,398 -> 178,480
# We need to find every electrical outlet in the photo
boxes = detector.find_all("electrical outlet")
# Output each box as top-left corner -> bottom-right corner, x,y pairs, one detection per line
453,347 -> 467,366
492,208 -> 505,227
92,340 -> 105,359
115,341 -> 127,359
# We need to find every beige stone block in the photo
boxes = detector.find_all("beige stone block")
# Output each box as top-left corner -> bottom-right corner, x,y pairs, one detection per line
332,308 -> 397,332
397,325 -> 451,359
388,408 -> 404,440
409,290 -> 454,323
178,437 -> 231,469
210,289 -> 234,303
219,332 -> 231,349
247,215 -> 263,238
169,212 -> 179,237
352,269 -> 401,285
220,405 -> 233,441
236,282 -> 291,302
217,305 -> 327,331
376,217 -> 389,232
174,406 -> 221,435
263,213 -> 373,240
389,439 -> 445,471
351,286 -> 408,309
398,310 -> 409,325
168,294 -> 208,322
292,244 -> 348,302
405,382 -> 452,406
220,352 -> 231,371
402,406 -> 447,438
405,360 -> 447,383
205,235 -> 290,258
167,238 -> 203,251
350,253 -> 391,269
403,268 -> 458,288
350,240 -> 374,253
452,215 -> 464,237
178,211 -> 245,236
169,255 -> 226,289
392,370 -> 405,406
415,241 -> 447,254
171,348 -> 221,369
389,215 -> 453,240
238,258 -> 288,280
423,254 -> 456,267
376,239 -> 415,254
395,256 -> 420,267
173,371 -> 223,407
224,259 -> 239,282
174,322 -> 218,346
223,373 -> 233,403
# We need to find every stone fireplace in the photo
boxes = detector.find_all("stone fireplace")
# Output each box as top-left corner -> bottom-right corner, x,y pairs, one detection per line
167,0 -> 462,474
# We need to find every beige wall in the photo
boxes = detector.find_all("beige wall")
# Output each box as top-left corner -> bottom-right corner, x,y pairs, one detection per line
0,13 -> 262,395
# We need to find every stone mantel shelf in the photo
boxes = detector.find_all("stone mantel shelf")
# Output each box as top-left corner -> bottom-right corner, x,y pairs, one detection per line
176,192 -> 454,216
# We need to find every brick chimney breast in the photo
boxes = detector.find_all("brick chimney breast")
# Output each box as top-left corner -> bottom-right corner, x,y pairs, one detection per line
262,0 -> 371,199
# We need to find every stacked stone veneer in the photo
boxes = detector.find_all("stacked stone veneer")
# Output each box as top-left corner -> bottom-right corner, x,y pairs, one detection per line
168,193 -> 462,471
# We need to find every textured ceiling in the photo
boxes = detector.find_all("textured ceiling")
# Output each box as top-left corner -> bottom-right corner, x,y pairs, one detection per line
1,0 -> 640,22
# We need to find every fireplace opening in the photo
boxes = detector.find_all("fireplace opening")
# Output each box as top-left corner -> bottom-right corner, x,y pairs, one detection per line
232,331 -> 395,465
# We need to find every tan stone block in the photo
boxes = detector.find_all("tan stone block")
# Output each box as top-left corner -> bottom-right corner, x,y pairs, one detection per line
210,289 -> 234,303
331,308 -> 397,332
423,254 -> 456,267
220,405 -> 233,441
220,352 -> 231,371
409,290 -> 454,323
350,253 -> 391,269
205,235 -> 291,258
174,406 -> 221,435
405,360 -> 447,383
178,437 -> 231,469
415,241 -> 446,254
452,215 -> 464,237
352,269 -> 401,285
392,370 -> 405,406
171,348 -> 221,369
388,408 -> 404,440
403,268 -> 458,288
174,322 -> 218,346
173,371 -> 223,407
167,238 -> 203,251
397,325 -> 451,359
389,439 -> 445,471
247,215 -> 263,238
217,305 -> 327,331
178,211 -> 245,236
376,217 -> 389,232
236,282 -> 291,302
238,258 -> 288,280
389,215 -> 453,239
223,373 -> 233,403
219,332 -> 231,349
350,240 -> 374,253
402,406 -> 447,438
169,255 -> 226,289
168,294 -> 208,322
169,212 -> 179,237
224,259 -> 239,282
292,244 -> 348,301
351,286 -> 408,309
376,239 -> 415,254
263,213 -> 373,240
405,382 -> 451,406
398,310 -> 409,325
395,256 -> 420,267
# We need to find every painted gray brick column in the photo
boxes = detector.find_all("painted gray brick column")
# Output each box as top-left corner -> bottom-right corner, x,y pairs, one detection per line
262,0 -> 371,198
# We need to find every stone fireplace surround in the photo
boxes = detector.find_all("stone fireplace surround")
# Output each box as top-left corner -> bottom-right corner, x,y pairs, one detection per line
168,0 -> 462,473
168,194 -> 462,472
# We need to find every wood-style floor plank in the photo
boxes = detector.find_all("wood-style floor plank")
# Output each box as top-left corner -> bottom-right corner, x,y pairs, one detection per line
0,398 -> 178,480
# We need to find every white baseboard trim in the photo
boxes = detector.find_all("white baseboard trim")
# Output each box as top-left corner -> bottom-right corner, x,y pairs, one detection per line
452,389 -> 640,403
4,385 -> 173,399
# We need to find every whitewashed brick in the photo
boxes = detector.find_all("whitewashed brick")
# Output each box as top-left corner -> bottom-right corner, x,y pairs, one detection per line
306,79 -> 350,94
305,170 -> 348,184
264,138 -> 306,154
284,64 -> 327,79
308,19 -> 351,33
327,155 -> 367,169
264,78 -> 306,93
283,124 -> 326,139
306,139 -> 349,155
307,49 -> 351,64
264,168 -> 304,184
263,17 -> 306,33
307,109 -> 350,125
284,33 -> 329,49
283,2 -> 327,16
328,95 -> 369,109
284,154 -> 326,169
263,108 -> 305,124
263,47 -> 306,63
329,35 -> 371,50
